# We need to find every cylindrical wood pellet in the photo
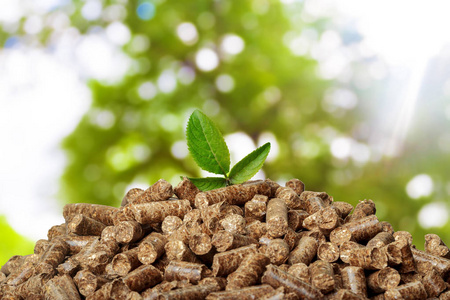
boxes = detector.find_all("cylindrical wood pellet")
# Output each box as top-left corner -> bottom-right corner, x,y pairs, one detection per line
309,260 -> 335,294
288,263 -> 310,283
157,284 -> 220,300
211,231 -> 257,252
285,178 -> 305,195
122,264 -> 163,292
63,203 -> 118,226
67,214 -> 107,236
226,253 -> 270,290
341,266 -> 367,297
425,233 -> 450,259
366,267 -> 401,293
261,264 -> 323,299
115,220 -> 145,244
317,242 -> 340,263
164,240 -> 201,263
266,198 -> 288,238
124,200 -> 191,224
211,244 -> 258,277
137,232 -> 167,265
111,247 -> 142,276
206,284 -> 274,300
422,268 -> 446,298
384,281 -> 427,300
73,269 -> 108,297
288,236 -> 318,265
164,261 -> 208,284
263,238 -> 290,265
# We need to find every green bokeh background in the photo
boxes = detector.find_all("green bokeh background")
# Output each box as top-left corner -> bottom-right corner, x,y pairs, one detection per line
1,0 -> 450,266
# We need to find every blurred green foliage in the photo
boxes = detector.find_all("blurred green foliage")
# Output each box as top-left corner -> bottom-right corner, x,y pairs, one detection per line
0,216 -> 34,265
2,0 -> 450,266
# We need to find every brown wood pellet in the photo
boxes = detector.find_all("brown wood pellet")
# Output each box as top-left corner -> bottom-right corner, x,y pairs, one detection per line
3,178 -> 450,299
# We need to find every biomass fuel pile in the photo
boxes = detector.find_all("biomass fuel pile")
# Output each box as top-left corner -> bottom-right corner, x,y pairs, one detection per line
2,178 -> 450,299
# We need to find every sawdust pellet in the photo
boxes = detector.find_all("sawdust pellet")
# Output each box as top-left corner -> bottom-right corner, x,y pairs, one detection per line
166,223 -> 190,244
47,223 -> 67,241
212,230 -> 257,252
164,260 -> 208,284
341,214 -> 382,243
161,216 -> 183,235
125,199 -> 191,224
348,246 -> 387,270
36,239 -> 69,272
244,198 -> 267,222
339,241 -> 363,263
266,198 -> 288,238
276,186 -> 302,210
121,188 -> 144,206
258,286 -> 285,300
318,242 -> 340,262
60,235 -> 98,255
366,231 -> 395,248
164,240 -> 201,263
73,270 -> 108,297
425,234 -> 450,259
174,177 -> 200,206
34,239 -> 51,255
346,199 -> 376,223
211,244 -> 257,277
189,233 -> 212,255
63,203 -> 118,226
367,267 -> 401,293
262,238 -> 290,265
385,239 -> 415,272
261,264 -> 323,299
310,260 -> 335,294
330,202 -> 353,219
380,221 -> 394,234
1,255 -> 25,276
220,213 -> 246,234
122,264 -> 162,292
115,220 -> 145,244
157,283 -> 220,300
132,179 -> 173,204
422,268 -> 447,298
341,266 -> 367,297
283,228 -> 301,251
288,236 -> 318,265
393,231 -> 413,245
246,220 -> 267,240
195,180 -> 271,209
111,247 -> 142,276
288,263 -> 310,283
285,178 -> 305,195
304,196 -> 327,215
317,206 -> 341,235
300,190 -> 331,206
44,274 -> 80,300
411,247 -> 450,277
87,278 -> 130,300
265,178 -> 281,197
15,273 -> 51,299
287,209 -> 308,231
198,277 -> 227,290
384,281 -> 427,300
207,284 -> 274,300
329,226 -> 353,245
226,253 -> 270,290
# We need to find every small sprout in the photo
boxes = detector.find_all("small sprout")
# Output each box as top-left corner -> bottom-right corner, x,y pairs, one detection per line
185,109 -> 271,191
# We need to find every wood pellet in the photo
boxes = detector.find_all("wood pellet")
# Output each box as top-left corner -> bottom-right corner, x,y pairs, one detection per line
2,178 -> 450,299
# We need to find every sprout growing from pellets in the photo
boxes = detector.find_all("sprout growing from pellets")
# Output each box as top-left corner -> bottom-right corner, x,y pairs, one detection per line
185,109 -> 271,191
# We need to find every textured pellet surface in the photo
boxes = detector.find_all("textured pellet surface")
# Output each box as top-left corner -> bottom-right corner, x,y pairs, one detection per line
3,177 -> 450,299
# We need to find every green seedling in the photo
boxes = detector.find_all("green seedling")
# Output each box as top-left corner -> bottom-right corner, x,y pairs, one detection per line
185,109 -> 271,191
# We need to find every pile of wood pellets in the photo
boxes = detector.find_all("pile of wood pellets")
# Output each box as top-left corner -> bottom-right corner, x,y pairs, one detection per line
1,178 -> 450,299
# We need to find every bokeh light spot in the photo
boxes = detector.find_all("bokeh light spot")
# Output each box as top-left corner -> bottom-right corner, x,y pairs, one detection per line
177,66 -> 195,85
406,174 -> 434,199
258,132 -> 279,162
330,137 -> 352,159
157,70 -> 177,94
176,22 -> 198,45
106,22 -> 131,46
81,0 -> 102,21
195,48 -> 219,72
171,141 -> 189,159
138,81 -> 157,100
418,203 -> 448,228
215,74 -> 235,93
137,2 -> 155,21
221,34 -> 245,55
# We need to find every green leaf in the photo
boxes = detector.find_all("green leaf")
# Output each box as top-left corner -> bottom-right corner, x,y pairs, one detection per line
228,142 -> 271,184
186,110 -> 230,176
187,177 -> 227,191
